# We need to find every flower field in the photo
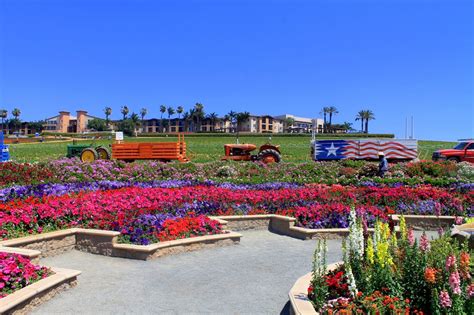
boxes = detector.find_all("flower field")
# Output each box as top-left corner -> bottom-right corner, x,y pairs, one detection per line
0,180 -> 472,244
0,157 -> 472,310
1,159 -> 473,187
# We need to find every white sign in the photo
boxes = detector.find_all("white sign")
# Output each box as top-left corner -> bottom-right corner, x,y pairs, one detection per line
115,132 -> 124,141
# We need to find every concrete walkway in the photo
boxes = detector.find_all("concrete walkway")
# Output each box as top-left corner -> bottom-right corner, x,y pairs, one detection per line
33,230 -> 343,315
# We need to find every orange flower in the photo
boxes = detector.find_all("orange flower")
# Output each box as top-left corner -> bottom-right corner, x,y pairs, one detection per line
460,252 -> 470,268
460,252 -> 471,279
424,267 -> 437,284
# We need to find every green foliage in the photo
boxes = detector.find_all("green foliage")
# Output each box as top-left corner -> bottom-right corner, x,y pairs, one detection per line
87,118 -> 107,131
117,119 -> 136,136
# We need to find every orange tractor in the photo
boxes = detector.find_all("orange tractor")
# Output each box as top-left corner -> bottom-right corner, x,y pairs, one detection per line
221,143 -> 282,164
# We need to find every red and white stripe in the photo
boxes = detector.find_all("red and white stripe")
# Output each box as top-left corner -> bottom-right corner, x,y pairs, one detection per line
343,141 -> 417,160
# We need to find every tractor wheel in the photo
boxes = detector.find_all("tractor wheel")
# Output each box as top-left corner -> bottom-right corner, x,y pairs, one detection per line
258,149 -> 281,164
96,147 -> 111,160
80,148 -> 99,163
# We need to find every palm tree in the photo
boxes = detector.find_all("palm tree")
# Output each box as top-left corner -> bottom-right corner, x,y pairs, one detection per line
342,121 -> 353,132
363,110 -> 375,134
321,107 -> 330,132
193,103 -> 205,132
159,105 -> 166,132
176,106 -> 184,119
104,107 -> 112,127
12,108 -> 21,132
206,112 -> 219,132
182,111 -> 191,132
226,111 -> 237,132
176,106 -> 184,132
236,111 -> 250,132
0,109 -> 7,133
327,106 -> 338,127
355,110 -> 365,133
139,108 -> 148,133
167,106 -> 175,133
130,112 -> 140,136
121,106 -> 129,120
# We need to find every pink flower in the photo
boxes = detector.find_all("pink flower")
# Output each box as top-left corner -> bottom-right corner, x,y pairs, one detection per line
454,216 -> 464,225
439,290 -> 452,308
419,232 -> 430,252
408,228 -> 415,246
467,283 -> 474,298
446,254 -> 457,271
449,271 -> 461,295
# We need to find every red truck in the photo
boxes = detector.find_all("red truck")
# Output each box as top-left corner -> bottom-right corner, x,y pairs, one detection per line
432,140 -> 474,163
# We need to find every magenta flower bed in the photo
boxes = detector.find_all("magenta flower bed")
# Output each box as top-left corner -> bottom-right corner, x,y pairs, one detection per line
0,253 -> 51,298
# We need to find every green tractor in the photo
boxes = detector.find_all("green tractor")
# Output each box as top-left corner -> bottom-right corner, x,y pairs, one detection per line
67,141 -> 111,162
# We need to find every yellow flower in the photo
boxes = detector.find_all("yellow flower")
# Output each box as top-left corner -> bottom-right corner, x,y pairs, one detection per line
366,237 -> 374,264
399,215 -> 407,240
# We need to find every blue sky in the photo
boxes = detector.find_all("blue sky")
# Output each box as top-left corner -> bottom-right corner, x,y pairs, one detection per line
0,0 -> 472,140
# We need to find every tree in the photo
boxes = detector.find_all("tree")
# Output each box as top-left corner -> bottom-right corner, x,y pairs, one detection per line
182,111 -> 190,132
11,108 -> 21,132
117,119 -> 134,137
0,109 -> 7,133
363,110 -> 375,134
160,105 -> 166,132
28,120 -> 45,133
87,118 -> 107,131
176,106 -> 184,119
206,112 -> 219,132
327,106 -> 338,127
321,107 -> 330,132
167,106 -> 175,133
342,121 -> 353,131
193,103 -> 205,132
130,112 -> 140,136
285,117 -> 295,132
355,110 -> 365,133
236,111 -> 250,132
226,111 -> 237,132
176,106 -> 184,132
121,106 -> 129,120
140,108 -> 148,133
104,107 -> 112,127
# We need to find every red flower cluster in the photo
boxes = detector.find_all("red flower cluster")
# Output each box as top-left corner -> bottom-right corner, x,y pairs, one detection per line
0,253 -> 51,298
156,216 -> 222,241
0,162 -> 53,187
326,268 -> 350,299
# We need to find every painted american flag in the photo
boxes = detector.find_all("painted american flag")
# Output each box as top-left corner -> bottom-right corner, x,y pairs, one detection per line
314,139 -> 418,160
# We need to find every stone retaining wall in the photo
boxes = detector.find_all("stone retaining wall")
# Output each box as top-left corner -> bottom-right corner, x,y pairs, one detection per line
0,229 -> 242,261
391,215 -> 457,230
0,267 -> 81,315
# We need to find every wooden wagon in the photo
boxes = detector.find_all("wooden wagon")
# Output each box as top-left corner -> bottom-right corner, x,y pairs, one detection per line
111,134 -> 189,162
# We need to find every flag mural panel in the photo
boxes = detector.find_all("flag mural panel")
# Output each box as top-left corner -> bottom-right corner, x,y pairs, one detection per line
313,139 -> 417,161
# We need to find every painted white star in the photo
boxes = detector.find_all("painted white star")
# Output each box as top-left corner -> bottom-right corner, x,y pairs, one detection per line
326,142 -> 339,157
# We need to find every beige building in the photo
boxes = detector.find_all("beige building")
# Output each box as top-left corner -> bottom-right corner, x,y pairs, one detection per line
274,114 -> 324,133
44,110 -> 101,133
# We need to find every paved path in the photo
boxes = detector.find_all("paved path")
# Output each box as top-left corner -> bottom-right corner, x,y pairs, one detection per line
33,230 -> 343,315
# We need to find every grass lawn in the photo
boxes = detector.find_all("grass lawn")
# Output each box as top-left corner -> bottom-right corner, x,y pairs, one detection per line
7,135 -> 456,163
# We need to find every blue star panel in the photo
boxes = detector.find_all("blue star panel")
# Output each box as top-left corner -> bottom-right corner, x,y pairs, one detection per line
314,140 -> 349,160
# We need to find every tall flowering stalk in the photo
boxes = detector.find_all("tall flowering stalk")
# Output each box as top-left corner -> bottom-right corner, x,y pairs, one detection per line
309,240 -> 328,310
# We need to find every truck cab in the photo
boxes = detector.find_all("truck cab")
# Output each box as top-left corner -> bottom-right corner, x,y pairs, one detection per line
432,140 -> 474,163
